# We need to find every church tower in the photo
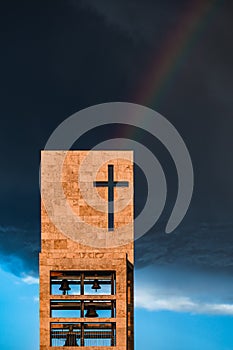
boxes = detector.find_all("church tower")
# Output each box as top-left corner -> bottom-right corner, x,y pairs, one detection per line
40,151 -> 134,349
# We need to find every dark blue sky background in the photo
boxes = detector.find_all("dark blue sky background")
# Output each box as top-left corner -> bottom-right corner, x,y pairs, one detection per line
0,0 -> 233,349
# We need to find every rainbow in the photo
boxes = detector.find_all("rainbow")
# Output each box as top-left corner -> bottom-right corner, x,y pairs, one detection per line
133,0 -> 221,106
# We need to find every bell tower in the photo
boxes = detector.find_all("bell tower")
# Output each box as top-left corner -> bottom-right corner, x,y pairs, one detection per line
40,151 -> 134,349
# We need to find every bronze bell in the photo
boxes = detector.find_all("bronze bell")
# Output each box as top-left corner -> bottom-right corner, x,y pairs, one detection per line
91,277 -> 101,292
64,325 -> 78,347
85,305 -> 98,317
59,279 -> 71,295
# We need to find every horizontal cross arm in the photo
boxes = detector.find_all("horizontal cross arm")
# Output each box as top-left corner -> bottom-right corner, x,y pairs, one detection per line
93,181 -> 109,187
114,181 -> 129,187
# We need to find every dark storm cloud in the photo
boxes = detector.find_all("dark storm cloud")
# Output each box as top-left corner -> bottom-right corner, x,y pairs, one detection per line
0,226 -> 39,276
0,0 -> 232,285
78,0 -> 233,45
78,0 -> 184,44
135,222 -> 233,270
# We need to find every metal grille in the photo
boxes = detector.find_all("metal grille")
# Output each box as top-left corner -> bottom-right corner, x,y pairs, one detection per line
84,330 -> 115,347
51,323 -> 116,347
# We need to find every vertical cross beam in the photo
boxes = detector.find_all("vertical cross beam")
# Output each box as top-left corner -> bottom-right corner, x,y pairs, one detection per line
93,164 -> 129,231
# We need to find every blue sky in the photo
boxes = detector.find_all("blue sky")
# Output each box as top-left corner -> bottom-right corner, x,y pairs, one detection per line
135,309 -> 233,350
1,266 -> 233,350
0,268 -> 39,350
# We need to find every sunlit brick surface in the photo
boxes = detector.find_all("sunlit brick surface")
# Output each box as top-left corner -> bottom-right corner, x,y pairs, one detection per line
40,151 -> 134,349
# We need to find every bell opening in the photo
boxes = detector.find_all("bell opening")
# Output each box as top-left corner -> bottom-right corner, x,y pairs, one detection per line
85,305 -> 99,318
91,278 -> 101,292
59,279 -> 71,295
64,325 -> 79,347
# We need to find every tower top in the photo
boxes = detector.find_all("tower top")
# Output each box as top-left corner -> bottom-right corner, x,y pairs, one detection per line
41,150 -> 134,262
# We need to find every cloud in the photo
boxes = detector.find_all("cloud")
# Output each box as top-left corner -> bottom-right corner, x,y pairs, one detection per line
0,3 -> 232,322
135,220 -> 233,314
135,221 -> 233,270
136,286 -> 233,315
135,266 -> 233,315
0,225 -> 39,277
77,0 -> 189,44
21,275 -> 39,285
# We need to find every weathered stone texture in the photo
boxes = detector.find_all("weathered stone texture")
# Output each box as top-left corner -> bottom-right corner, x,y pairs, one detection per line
40,151 -> 134,349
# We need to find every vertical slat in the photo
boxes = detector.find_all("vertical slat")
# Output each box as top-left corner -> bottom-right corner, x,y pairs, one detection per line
81,300 -> 84,318
81,323 -> 84,346
111,272 -> 115,295
111,300 -> 115,318
81,272 -> 84,295
111,323 -> 116,346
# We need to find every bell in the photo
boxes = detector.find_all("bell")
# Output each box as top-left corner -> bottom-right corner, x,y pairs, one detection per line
59,279 -> 71,295
85,305 -> 98,317
91,278 -> 101,292
64,325 -> 78,347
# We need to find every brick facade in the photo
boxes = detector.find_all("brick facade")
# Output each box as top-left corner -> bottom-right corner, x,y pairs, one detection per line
40,151 -> 134,349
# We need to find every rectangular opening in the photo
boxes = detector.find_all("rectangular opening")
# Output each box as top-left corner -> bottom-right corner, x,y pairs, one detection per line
83,271 -> 115,295
84,300 -> 115,318
84,324 -> 116,347
51,322 -> 116,347
50,271 -> 81,296
50,271 -> 116,296
51,300 -> 81,318
50,300 -> 115,318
